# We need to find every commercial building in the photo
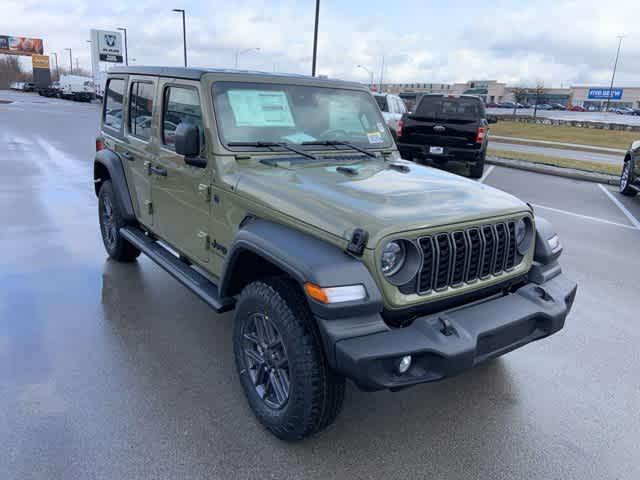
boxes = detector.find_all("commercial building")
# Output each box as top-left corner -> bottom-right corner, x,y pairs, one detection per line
372,80 -> 640,109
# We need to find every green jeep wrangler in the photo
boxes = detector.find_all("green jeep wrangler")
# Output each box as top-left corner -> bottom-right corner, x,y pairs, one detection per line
94,66 -> 577,440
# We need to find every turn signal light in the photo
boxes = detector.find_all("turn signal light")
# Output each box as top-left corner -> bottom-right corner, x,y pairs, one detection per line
303,283 -> 367,304
96,137 -> 105,152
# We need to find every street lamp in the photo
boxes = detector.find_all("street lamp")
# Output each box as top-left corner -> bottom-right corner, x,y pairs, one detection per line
86,40 -> 93,78
65,48 -> 72,74
235,47 -> 260,69
605,35 -> 625,113
311,0 -> 320,76
117,27 -> 128,66
172,9 -> 187,67
357,65 -> 374,87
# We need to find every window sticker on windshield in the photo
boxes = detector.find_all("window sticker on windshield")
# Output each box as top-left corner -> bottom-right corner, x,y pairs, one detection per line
282,132 -> 316,143
367,132 -> 384,144
376,122 -> 385,133
227,90 -> 295,127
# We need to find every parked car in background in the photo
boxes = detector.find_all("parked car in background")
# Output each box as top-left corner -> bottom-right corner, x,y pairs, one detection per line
550,103 -> 567,110
497,101 -> 516,109
615,107 -> 635,115
569,105 -> 587,112
373,93 -> 407,139
485,102 -> 498,108
396,94 -> 493,178
37,81 -> 61,97
22,82 -> 36,92
59,74 -> 95,102
536,104 -> 553,110
620,139 -> 640,197
631,108 -> 640,116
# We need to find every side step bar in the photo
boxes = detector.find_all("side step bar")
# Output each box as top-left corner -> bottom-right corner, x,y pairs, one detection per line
120,226 -> 235,313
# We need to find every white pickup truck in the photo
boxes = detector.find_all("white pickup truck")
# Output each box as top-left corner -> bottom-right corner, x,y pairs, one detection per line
373,93 -> 407,139
59,74 -> 95,102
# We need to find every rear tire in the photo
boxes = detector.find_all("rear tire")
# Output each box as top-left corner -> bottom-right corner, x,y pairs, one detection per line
620,160 -> 637,197
98,180 -> 140,262
469,155 -> 486,179
233,277 -> 345,441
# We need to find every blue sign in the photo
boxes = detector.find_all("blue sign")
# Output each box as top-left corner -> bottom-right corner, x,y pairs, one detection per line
588,88 -> 623,100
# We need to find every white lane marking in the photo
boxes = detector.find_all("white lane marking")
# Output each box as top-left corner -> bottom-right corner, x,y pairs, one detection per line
531,203 -> 639,231
597,183 -> 640,230
479,165 -> 495,183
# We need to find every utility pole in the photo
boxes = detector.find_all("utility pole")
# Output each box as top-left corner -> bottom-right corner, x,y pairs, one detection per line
117,27 -> 128,65
379,56 -> 385,92
65,48 -> 72,74
172,9 -> 187,67
51,52 -> 59,80
605,35 -> 624,113
311,0 -> 320,76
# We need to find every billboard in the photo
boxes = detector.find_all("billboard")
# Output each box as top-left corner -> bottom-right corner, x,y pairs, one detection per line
91,30 -> 123,63
588,88 -> 623,100
32,54 -> 50,69
0,35 -> 44,56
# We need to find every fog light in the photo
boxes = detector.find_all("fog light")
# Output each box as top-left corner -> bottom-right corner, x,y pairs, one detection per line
397,355 -> 412,374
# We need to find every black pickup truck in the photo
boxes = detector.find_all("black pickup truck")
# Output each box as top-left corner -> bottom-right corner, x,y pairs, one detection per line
396,94 -> 494,178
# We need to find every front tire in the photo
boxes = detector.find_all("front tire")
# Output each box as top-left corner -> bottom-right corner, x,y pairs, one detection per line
620,160 -> 637,197
233,277 -> 345,441
98,180 -> 140,262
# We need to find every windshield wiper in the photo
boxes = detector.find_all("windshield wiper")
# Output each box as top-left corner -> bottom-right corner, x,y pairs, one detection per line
228,141 -> 317,160
301,140 -> 377,158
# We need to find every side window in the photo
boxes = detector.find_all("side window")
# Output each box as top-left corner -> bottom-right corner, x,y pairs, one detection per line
397,97 -> 407,114
162,86 -> 204,150
103,79 -> 124,130
129,81 -> 154,140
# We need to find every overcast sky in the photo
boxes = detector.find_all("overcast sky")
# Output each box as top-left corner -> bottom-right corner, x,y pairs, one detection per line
3,0 -> 640,87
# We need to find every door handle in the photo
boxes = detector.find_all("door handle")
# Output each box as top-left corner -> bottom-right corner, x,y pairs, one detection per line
120,151 -> 134,161
149,165 -> 168,177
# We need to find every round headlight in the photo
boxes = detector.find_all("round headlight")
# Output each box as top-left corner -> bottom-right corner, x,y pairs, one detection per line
381,241 -> 406,277
514,217 -> 533,254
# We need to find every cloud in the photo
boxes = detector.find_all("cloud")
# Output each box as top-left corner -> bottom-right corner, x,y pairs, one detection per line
2,0 -> 640,87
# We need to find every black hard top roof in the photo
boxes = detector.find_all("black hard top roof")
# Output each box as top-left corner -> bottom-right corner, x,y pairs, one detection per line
107,66 -> 361,87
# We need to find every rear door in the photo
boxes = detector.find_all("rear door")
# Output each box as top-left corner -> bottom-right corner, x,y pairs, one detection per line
122,76 -> 157,227
403,96 -> 483,151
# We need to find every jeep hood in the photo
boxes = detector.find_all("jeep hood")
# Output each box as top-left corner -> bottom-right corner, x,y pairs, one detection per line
234,159 -> 530,247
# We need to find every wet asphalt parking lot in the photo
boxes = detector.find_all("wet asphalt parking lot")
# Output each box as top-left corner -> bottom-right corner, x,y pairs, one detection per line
1,91 -> 639,480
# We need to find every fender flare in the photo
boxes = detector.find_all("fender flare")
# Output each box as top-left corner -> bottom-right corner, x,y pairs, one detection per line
94,149 -> 136,223
219,219 -> 384,319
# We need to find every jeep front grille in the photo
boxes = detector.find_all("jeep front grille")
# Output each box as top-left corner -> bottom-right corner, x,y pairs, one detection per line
415,220 -> 524,295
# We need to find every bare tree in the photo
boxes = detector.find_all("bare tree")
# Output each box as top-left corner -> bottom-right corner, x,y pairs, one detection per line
511,86 -> 528,119
0,55 -> 27,89
532,80 -> 545,119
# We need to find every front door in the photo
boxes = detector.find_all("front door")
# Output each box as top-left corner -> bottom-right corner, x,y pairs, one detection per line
151,80 -> 212,264
122,77 -> 157,228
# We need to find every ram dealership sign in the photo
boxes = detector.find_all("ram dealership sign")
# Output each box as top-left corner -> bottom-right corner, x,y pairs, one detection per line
91,29 -> 123,63
587,88 -> 623,100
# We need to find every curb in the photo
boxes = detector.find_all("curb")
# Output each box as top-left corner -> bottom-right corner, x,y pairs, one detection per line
487,156 -> 620,185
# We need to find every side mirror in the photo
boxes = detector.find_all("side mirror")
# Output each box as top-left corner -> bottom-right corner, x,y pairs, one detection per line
487,115 -> 498,124
175,122 -> 205,167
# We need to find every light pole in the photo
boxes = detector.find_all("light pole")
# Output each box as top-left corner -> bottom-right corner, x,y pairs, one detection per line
357,65 -> 374,87
65,48 -> 72,74
51,52 -> 59,80
311,0 -> 320,76
172,9 -> 187,67
605,35 -> 624,113
86,40 -> 93,78
117,27 -> 128,65
235,47 -> 260,69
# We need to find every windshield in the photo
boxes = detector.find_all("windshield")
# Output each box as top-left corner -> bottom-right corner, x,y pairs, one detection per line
213,82 -> 392,149
415,96 -> 485,121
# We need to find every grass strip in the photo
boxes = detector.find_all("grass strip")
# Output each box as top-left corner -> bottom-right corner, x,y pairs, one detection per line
487,148 -> 621,176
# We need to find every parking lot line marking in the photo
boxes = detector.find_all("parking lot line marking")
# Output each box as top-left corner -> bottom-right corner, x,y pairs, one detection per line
597,184 -> 640,230
479,165 -> 495,183
531,203 -> 639,230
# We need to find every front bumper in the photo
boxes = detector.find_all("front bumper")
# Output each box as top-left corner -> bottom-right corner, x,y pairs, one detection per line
326,272 -> 576,391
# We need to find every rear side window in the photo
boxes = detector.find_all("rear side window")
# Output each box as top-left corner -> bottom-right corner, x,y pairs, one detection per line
162,86 -> 204,149
129,82 -> 155,140
374,95 -> 388,112
416,96 -> 485,120
103,79 -> 124,130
